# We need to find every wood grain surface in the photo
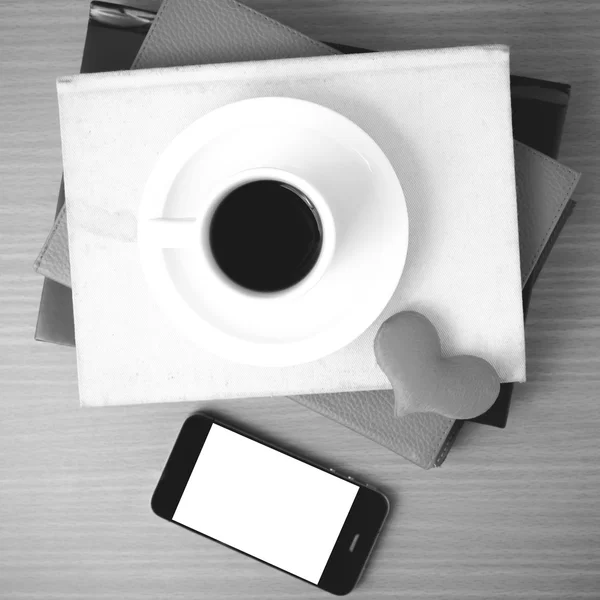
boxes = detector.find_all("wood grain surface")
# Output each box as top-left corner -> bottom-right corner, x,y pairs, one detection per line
1,1 -> 599,598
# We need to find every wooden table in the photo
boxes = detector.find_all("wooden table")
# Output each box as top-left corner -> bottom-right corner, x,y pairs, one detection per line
1,1 -> 599,598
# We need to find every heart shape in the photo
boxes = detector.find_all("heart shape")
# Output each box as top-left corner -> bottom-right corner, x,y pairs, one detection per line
374,311 -> 500,420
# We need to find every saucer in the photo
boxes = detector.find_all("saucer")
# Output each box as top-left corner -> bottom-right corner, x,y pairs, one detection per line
138,97 -> 408,367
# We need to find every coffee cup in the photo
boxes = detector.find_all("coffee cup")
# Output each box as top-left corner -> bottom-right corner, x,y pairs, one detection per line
142,166 -> 336,303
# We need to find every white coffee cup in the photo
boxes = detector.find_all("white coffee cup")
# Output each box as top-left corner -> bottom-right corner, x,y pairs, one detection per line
142,166 -> 336,304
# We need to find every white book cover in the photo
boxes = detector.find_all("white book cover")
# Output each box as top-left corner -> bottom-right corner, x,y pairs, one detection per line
57,45 -> 525,407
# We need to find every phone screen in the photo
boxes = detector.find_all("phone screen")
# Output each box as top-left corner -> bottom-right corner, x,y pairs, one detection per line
171,423 -> 359,584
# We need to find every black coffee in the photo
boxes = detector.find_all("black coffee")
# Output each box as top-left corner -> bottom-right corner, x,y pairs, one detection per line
209,180 -> 323,292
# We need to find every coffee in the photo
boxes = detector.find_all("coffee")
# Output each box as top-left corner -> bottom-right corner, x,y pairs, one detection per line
209,180 -> 323,292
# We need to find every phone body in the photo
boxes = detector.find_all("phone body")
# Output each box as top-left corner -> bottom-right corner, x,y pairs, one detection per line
151,414 -> 389,595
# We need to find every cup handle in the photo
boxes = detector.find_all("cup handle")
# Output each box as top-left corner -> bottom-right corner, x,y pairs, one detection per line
141,218 -> 199,248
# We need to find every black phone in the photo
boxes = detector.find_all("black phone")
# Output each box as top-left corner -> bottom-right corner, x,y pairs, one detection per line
151,414 -> 389,595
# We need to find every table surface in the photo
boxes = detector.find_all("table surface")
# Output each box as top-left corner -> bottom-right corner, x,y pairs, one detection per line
1,1 -> 599,598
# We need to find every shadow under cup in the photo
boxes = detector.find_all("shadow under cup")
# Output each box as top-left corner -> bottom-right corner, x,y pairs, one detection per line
208,179 -> 324,293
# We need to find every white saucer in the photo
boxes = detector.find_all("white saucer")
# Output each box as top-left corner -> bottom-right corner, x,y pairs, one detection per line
138,97 -> 408,367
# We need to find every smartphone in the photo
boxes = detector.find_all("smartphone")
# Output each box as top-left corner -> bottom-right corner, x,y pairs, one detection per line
151,414 -> 389,595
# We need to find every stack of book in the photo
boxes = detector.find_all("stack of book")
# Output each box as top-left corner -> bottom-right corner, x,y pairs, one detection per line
34,0 -> 580,469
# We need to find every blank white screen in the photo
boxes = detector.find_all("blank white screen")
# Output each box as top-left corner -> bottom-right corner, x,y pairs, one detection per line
172,424 -> 359,584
